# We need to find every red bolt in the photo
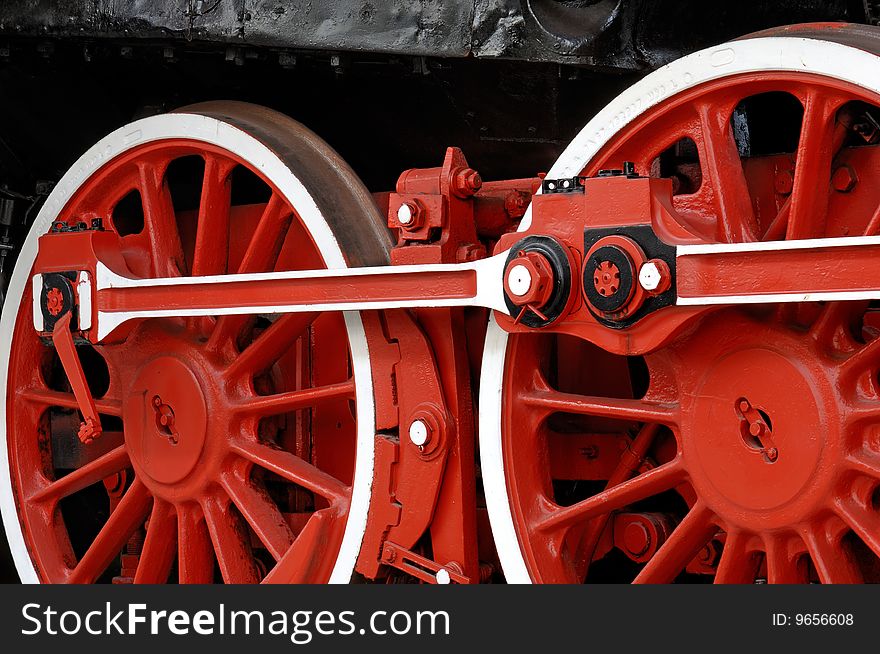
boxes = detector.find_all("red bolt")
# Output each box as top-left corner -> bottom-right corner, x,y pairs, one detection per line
622,522 -> 651,557
832,165 -> 858,193
504,251 -> 554,309
698,541 -> 721,566
452,167 -> 483,198
774,169 -> 794,195
504,190 -> 530,218
382,545 -> 396,563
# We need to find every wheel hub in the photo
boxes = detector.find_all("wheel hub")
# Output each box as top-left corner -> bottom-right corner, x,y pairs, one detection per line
125,355 -> 209,487
676,315 -> 839,527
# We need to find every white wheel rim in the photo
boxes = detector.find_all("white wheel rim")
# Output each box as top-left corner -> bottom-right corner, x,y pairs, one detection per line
0,112 -> 376,584
479,35 -> 880,583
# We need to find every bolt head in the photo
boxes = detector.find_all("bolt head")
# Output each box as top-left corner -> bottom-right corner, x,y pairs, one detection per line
397,202 -> 415,226
832,165 -> 858,193
638,261 -> 662,291
622,522 -> 651,557
435,568 -> 451,585
409,419 -> 430,447
698,543 -> 718,565
452,167 -> 483,197
506,264 -> 533,297
637,259 -> 671,295
774,169 -> 794,196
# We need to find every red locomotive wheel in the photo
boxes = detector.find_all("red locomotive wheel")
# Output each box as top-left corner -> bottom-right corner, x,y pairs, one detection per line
0,102 -> 391,583
482,24 -> 880,583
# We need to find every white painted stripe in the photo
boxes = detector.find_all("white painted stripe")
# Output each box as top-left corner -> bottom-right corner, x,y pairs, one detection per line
678,290 -> 880,306
677,234 -> 880,255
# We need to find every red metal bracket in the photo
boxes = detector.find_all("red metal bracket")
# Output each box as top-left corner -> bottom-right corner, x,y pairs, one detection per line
380,541 -> 470,585
50,312 -> 102,444
356,309 -> 451,580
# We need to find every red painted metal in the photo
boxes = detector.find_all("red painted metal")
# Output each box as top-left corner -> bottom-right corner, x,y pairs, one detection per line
5,119 -> 373,583
50,312 -> 103,444
390,147 -> 487,265
504,250 -> 554,309
355,309 -> 452,580
97,265 -> 478,316
496,42 -> 880,583
356,149 -> 510,583
592,261 -> 620,298
45,287 -> 64,316
677,240 -> 880,301
8,24 -> 880,586
379,542 -> 470,584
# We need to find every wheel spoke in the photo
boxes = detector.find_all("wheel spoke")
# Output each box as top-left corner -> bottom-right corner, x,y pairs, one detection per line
234,379 -> 355,418
238,193 -> 295,273
785,90 -> 843,240
764,536 -> 803,584
696,101 -> 757,242
231,439 -> 349,504
20,387 -> 123,417
573,423 -> 662,578
208,193 -> 294,349
846,451 -> 880,482
177,505 -> 215,584
30,445 -> 130,503
834,498 -> 880,559
762,198 -> 791,241
224,312 -> 319,381
134,498 -> 177,584
809,301 -> 868,345
220,472 -> 294,561
864,203 -> 880,236
202,494 -> 261,584
536,459 -> 686,535
522,389 -> 678,426
633,501 -> 716,584
263,507 -> 344,584
839,335 -> 880,380
765,105 -> 849,241
191,155 -> 234,277
714,529 -> 757,584
137,162 -> 185,278
802,526 -> 862,583
68,478 -> 152,584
